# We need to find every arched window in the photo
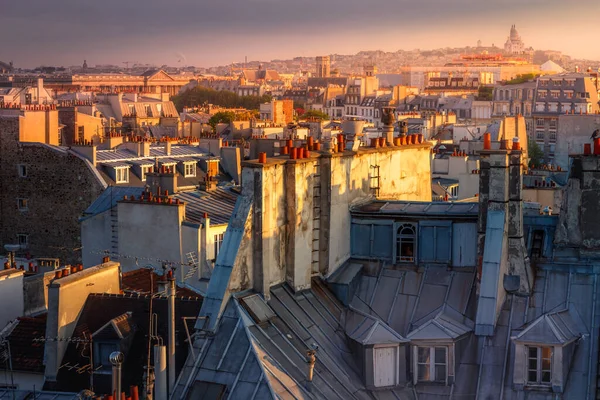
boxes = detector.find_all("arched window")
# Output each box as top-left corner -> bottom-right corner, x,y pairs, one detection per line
397,224 -> 416,263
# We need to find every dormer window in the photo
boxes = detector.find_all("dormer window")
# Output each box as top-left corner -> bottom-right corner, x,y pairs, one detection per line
416,346 -> 447,383
184,163 -> 196,177
526,346 -> 552,385
141,165 -> 153,181
115,167 -> 129,184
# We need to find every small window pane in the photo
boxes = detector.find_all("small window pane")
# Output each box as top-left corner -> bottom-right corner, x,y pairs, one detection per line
417,365 -> 430,381
528,347 -> 538,357
417,347 -> 430,363
528,359 -> 538,369
435,365 -> 447,382
541,371 -> 551,383
435,347 -> 446,364
528,371 -> 537,382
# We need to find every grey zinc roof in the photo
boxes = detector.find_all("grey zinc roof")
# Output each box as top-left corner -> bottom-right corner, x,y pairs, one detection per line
348,260 -> 477,338
475,210 -> 505,336
96,145 -> 210,163
512,306 -> 587,345
174,187 -> 239,225
345,307 -> 409,345
351,200 -> 478,217
82,186 -> 144,219
407,307 -> 474,340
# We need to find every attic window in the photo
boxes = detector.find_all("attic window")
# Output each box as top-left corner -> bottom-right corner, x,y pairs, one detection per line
115,167 -> 129,184
526,346 -> 552,386
184,163 -> 196,177
396,224 -> 416,263
415,346 -> 447,384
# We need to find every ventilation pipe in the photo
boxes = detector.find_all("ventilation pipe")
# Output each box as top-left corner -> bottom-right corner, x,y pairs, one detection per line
306,350 -> 316,382
110,352 -> 124,400
154,345 -> 167,400
167,270 -> 176,394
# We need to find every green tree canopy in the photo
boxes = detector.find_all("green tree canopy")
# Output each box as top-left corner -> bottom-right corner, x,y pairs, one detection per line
208,111 -> 236,132
299,109 -> 330,121
172,86 -> 271,112
528,139 -> 544,168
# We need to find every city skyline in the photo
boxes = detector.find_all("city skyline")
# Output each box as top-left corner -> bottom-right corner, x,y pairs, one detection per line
2,0 -> 598,68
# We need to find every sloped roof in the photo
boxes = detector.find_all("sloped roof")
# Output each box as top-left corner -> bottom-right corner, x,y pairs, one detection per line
512,307 -> 587,345
407,307 -> 474,340
54,293 -> 202,394
345,307 -> 408,345
540,60 -> 565,73
178,280 -> 415,399
173,187 -> 239,225
92,311 -> 134,340
1,314 -> 47,373
121,268 -> 200,297
82,186 -> 144,219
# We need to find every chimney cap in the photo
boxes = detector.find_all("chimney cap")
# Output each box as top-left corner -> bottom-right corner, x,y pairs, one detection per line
109,351 -> 124,366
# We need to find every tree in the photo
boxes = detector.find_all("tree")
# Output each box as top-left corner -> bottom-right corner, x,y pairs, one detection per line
300,110 -> 330,121
528,140 -> 544,168
208,111 -> 236,132
172,86 -> 271,112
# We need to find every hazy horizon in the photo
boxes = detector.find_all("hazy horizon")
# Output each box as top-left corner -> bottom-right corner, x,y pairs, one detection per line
2,0 -> 598,69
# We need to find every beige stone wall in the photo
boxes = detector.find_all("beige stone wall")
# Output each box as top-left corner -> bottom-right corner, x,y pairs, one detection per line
238,144 -> 432,295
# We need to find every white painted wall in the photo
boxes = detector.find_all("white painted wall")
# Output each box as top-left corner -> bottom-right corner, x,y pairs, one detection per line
0,270 -> 25,330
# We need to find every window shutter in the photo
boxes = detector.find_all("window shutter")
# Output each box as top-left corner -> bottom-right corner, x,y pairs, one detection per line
419,221 -> 452,264
351,223 -> 371,258
419,225 -> 436,263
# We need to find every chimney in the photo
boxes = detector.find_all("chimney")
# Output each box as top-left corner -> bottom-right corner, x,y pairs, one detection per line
44,261 -> 121,382
555,152 -> 600,255
110,351 -> 124,399
37,78 -> 44,101
475,143 -> 531,336
71,143 -> 97,166
153,345 -> 167,400
165,141 -> 172,156
146,170 -> 178,195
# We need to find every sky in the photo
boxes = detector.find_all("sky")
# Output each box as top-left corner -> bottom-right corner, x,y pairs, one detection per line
1,0 -> 598,69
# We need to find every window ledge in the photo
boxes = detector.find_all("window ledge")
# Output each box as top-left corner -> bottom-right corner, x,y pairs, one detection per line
524,384 -> 552,392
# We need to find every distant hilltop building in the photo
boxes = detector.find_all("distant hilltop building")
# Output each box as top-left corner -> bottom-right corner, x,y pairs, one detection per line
316,55 -> 331,78
504,24 -> 532,55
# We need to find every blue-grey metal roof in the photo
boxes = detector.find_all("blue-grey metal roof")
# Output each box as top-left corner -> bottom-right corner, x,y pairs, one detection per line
345,307 -> 409,345
351,201 -> 479,217
0,391 -> 80,400
407,307 -> 474,340
512,306 -> 587,345
96,145 -> 211,164
82,186 -> 144,219
174,188 -> 239,225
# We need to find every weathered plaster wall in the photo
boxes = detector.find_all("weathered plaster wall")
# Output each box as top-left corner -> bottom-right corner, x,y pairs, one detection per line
555,114 -> 600,170
117,201 -> 185,272
327,145 -> 432,273
555,156 -> 600,256
236,144 -> 432,295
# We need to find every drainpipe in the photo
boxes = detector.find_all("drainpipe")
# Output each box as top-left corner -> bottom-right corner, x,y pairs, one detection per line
110,352 -> 124,400
167,270 -> 176,395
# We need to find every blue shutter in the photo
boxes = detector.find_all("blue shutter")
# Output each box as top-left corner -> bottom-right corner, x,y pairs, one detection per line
452,223 -> 477,266
351,223 -> 372,258
435,224 -> 452,263
419,225 -> 436,263
372,224 -> 393,260
419,221 -> 453,264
